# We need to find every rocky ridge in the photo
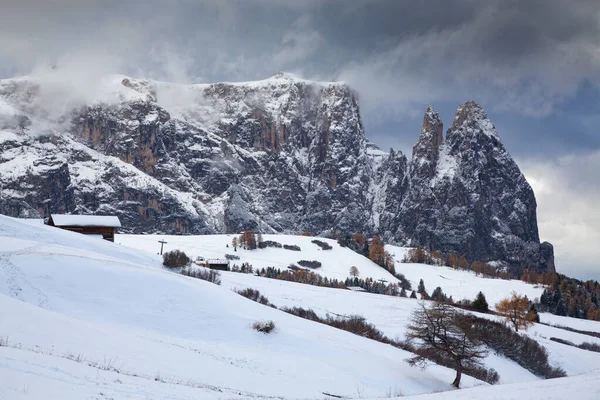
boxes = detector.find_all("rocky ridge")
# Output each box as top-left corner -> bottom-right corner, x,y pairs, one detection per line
0,72 -> 554,273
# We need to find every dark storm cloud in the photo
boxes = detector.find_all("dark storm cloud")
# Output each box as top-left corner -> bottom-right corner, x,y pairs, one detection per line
1,0 -> 599,279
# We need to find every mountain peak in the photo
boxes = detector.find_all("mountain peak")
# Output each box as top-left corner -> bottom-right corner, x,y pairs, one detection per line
272,71 -> 300,80
412,105 -> 443,160
448,101 -> 500,143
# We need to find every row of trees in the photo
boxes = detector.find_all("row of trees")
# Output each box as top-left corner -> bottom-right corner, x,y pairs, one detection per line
337,233 -> 396,275
522,270 -> 600,321
403,248 -> 511,279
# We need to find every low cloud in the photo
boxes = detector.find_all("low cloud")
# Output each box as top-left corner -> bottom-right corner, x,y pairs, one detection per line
522,151 -> 600,281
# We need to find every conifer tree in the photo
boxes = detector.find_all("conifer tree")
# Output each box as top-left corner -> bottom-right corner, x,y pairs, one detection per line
418,279 -> 426,294
472,291 -> 489,313
529,304 -> 540,323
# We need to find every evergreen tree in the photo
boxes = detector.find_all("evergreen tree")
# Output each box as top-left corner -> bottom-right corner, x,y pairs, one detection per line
418,279 -> 426,293
528,304 -> 540,323
431,286 -> 446,302
472,291 -> 489,313
400,288 -> 407,297
555,297 -> 568,316
410,290 -> 418,299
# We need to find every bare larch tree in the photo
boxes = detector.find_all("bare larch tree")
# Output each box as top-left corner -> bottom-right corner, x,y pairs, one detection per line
406,302 -> 488,388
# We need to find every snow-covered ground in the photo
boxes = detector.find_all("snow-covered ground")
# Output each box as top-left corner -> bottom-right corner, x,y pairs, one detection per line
118,233 -> 400,283
0,216 -> 484,399
386,245 -> 545,306
2,219 -> 600,399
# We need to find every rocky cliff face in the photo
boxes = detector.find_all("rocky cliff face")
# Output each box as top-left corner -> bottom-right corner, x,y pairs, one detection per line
378,102 -> 554,273
0,72 -> 553,273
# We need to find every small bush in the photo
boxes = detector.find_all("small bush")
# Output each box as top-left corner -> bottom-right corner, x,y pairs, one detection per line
163,250 -> 190,268
297,260 -> 322,269
258,240 -> 282,249
311,239 -> 332,250
283,244 -> 301,251
181,268 -> 221,285
252,320 -> 275,334
236,288 -> 272,306
281,306 -> 385,341
549,337 -> 575,346
281,306 -> 321,321
579,342 -> 600,353
549,338 -> 600,354
225,254 -> 240,260
466,367 -> 500,385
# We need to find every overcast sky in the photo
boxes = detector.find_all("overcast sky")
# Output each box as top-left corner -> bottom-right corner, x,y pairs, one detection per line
1,0 -> 599,280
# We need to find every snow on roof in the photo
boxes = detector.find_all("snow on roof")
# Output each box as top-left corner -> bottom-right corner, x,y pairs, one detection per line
206,258 -> 229,264
50,214 -> 121,228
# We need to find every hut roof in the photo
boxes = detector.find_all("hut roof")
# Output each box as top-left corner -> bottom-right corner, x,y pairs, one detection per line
50,214 -> 121,228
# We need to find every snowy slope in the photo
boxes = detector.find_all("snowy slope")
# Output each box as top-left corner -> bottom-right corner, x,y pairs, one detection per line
0,216 -> 487,399
117,233 -> 600,383
118,233 -> 400,283
217,271 -> 600,381
387,245 -> 545,306
118,233 -> 545,306
375,370 -> 600,400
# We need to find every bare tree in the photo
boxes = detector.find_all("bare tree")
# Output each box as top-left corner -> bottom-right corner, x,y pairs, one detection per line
406,302 -> 487,388
349,266 -> 360,277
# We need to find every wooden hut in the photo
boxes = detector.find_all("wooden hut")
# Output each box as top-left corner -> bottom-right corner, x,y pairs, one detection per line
205,259 -> 230,271
46,214 -> 122,242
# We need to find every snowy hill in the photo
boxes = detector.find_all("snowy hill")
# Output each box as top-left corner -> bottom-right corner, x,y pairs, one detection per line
118,233 -> 544,306
118,233 -> 600,382
1,217 -> 599,398
0,216 -> 485,399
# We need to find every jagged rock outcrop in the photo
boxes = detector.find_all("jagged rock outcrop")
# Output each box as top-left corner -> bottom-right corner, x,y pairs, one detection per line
379,102 -> 553,273
0,73 -> 554,273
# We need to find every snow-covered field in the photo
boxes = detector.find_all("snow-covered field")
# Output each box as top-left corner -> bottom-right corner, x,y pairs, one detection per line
0,216 -> 483,399
387,245 -> 545,306
2,218 -> 600,399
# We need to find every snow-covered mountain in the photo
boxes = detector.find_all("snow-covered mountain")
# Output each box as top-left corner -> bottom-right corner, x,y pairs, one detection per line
0,72 -> 552,273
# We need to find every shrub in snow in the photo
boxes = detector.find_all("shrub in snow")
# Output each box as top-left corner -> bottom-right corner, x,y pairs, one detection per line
236,288 -> 273,307
311,239 -> 332,250
225,254 -> 240,260
258,240 -> 282,249
181,268 -> 221,285
281,306 -> 385,341
549,338 -> 600,354
297,260 -> 322,269
252,320 -> 275,334
579,342 -> 600,353
283,244 -> 301,251
163,250 -> 190,268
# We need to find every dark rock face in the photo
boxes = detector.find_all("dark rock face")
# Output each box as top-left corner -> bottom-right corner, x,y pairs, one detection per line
380,101 -> 552,274
0,74 -> 554,272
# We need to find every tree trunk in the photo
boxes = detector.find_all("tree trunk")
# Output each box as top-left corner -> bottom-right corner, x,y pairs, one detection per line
452,360 -> 462,388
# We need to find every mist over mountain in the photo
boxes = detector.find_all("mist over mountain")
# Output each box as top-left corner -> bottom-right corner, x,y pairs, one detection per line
0,71 -> 554,274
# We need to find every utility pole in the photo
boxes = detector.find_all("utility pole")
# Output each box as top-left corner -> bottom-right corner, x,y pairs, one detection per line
158,240 -> 167,255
